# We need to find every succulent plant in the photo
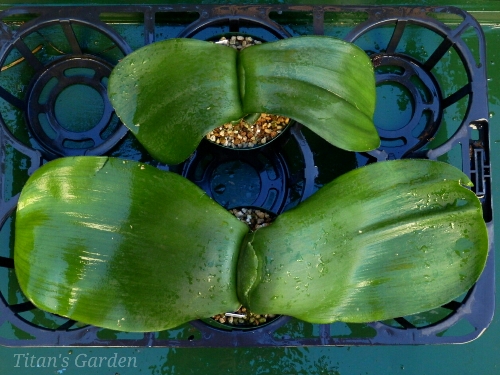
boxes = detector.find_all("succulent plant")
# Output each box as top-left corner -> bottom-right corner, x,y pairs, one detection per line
107,37 -> 379,164
13,36 -> 488,332
14,157 -> 488,331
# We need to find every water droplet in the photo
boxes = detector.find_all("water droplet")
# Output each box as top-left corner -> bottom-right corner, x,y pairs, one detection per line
213,184 -> 226,194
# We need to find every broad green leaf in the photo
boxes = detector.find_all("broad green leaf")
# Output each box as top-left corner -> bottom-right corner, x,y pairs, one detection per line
108,38 -> 244,165
237,160 -> 488,323
239,36 -> 380,152
14,156 -> 249,332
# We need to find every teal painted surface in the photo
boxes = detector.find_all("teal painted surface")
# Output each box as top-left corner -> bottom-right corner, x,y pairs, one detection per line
1,1 -> 500,374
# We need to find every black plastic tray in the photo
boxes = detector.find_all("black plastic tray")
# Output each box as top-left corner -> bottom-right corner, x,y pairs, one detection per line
0,4 -> 494,346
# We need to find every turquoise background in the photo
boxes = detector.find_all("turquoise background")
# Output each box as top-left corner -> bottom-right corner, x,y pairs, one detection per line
1,0 -> 499,374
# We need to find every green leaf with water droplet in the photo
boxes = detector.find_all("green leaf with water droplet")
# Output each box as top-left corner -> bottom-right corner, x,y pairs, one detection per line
14,156 -> 248,332
238,159 -> 488,323
108,38 -> 244,165
239,36 -> 379,152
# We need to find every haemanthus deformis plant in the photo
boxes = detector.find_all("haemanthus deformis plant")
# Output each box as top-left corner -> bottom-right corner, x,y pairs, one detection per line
107,36 -> 380,165
14,157 -> 488,331
13,36 -> 489,332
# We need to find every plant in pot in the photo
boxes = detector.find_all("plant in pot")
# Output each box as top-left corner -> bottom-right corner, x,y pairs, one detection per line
12,36 -> 489,333
104,36 -> 379,165
206,34 -> 292,150
209,206 -> 280,330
